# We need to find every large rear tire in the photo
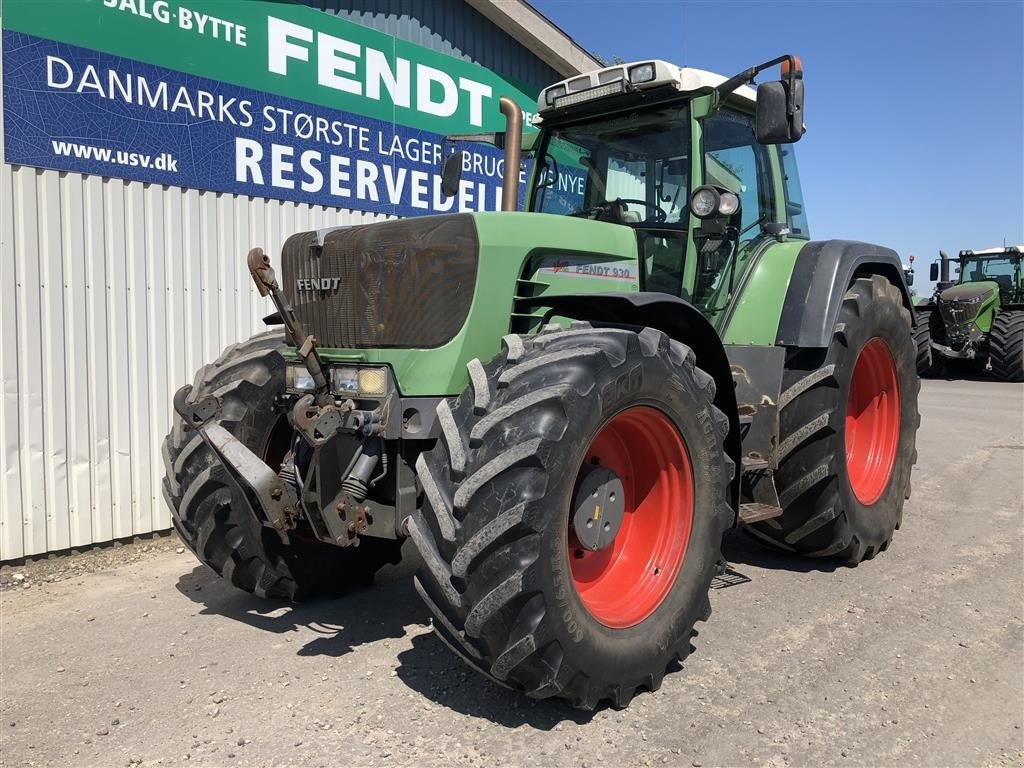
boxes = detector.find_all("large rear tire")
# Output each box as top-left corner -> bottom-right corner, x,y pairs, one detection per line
409,323 -> 732,709
989,310 -> 1024,382
162,332 -> 401,600
749,275 -> 920,564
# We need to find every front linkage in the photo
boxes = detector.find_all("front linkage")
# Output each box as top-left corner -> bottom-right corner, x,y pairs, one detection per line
172,249 -> 393,548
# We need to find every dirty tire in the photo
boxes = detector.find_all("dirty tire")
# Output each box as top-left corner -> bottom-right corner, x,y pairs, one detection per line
409,322 -> 733,709
749,275 -> 920,565
989,311 -> 1024,382
162,331 -> 402,600
913,314 -> 940,378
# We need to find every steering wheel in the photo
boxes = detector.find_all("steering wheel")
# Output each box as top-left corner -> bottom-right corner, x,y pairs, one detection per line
613,198 -> 667,224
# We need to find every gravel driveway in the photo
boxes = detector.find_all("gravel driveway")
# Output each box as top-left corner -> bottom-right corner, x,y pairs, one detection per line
2,378 -> 1022,767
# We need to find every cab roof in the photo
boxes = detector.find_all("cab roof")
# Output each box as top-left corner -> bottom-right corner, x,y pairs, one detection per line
959,246 -> 1024,257
536,59 -> 756,118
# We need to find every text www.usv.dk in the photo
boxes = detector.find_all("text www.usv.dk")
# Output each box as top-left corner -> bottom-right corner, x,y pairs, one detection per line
51,140 -> 178,171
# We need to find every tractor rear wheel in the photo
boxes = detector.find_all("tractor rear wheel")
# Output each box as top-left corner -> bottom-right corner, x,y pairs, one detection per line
162,331 -> 402,600
989,310 -> 1024,382
408,323 -> 732,709
749,275 -> 919,564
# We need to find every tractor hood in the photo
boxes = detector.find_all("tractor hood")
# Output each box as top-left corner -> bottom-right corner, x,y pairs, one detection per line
939,281 -> 997,303
278,212 -> 640,395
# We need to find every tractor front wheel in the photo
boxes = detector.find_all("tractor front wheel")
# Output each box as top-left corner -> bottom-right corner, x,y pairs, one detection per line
409,323 -> 732,709
989,310 -> 1024,382
913,314 -> 940,377
749,275 -> 920,564
162,332 -> 402,600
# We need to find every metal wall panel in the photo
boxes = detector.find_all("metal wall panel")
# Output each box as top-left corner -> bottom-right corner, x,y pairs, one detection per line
0,1 -> 554,559
0,160 -> 391,560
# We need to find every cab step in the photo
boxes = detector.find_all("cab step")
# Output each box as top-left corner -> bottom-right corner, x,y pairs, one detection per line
741,456 -> 770,472
738,502 -> 784,524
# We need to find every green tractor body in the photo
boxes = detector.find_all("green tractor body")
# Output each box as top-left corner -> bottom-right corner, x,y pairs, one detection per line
166,56 -> 922,708
915,247 -> 1024,379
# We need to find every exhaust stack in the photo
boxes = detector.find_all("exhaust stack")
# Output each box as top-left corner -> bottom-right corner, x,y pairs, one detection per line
499,96 -> 523,212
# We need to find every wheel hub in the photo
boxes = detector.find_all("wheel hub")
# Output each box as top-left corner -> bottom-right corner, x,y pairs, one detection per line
571,467 -> 626,552
568,406 -> 694,629
845,337 -> 901,505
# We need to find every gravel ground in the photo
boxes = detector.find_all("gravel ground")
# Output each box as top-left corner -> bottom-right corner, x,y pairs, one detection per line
1,378 -> 1022,767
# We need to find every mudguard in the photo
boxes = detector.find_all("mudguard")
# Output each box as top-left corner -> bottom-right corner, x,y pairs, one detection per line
776,240 -> 915,348
520,291 -> 742,504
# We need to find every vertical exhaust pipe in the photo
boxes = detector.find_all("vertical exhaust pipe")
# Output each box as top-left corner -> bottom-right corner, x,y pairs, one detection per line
939,250 -> 951,283
499,96 -> 522,212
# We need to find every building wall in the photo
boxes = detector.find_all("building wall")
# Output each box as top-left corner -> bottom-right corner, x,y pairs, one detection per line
0,2 -> 556,561
300,0 -> 564,88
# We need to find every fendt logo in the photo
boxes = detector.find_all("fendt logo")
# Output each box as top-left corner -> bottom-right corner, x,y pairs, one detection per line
296,277 -> 342,294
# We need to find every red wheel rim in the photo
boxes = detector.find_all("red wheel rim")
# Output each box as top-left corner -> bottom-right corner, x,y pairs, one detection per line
568,406 -> 693,629
845,337 -> 901,505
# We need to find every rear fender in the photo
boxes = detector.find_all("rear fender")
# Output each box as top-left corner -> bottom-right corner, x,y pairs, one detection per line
776,240 -> 915,348
521,292 -> 741,506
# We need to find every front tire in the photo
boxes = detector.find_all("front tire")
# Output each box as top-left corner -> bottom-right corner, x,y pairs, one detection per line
913,314 -> 940,377
162,332 -> 401,600
750,275 -> 920,564
409,323 -> 732,709
989,310 -> 1024,382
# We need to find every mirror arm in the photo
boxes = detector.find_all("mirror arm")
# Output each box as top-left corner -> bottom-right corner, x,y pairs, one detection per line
443,131 -> 506,149
712,54 -> 800,113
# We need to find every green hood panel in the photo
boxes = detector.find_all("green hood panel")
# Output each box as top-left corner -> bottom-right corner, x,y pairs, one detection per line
938,281 -> 999,331
940,281 -> 997,303
316,212 -> 640,396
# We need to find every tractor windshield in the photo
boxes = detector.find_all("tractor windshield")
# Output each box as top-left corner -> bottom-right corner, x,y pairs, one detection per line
959,255 -> 1021,301
529,105 -> 690,224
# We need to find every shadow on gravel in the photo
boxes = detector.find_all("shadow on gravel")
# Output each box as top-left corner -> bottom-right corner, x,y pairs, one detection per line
719,529 -> 841,575
174,558 -> 430,658
394,631 -> 597,729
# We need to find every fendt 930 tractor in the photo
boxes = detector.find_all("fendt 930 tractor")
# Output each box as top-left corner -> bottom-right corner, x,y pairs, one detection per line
165,55 -> 920,709
914,247 -> 1024,380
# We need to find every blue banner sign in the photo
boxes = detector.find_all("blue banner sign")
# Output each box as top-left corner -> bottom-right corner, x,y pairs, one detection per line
2,30 -> 520,216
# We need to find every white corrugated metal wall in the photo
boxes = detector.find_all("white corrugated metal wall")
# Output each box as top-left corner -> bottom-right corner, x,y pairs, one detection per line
0,0 -> 568,560
0,154 -> 388,560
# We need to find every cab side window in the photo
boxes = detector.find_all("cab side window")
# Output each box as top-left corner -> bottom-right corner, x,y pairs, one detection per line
702,110 -> 774,249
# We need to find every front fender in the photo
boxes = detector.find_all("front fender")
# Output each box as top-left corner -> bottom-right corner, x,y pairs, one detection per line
775,240 -> 914,348
521,291 -> 741,506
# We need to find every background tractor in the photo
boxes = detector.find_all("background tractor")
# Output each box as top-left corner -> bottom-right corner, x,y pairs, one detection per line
165,55 -> 920,709
914,246 -> 1024,380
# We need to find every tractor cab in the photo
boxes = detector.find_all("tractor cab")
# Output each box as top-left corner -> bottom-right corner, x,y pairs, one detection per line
442,56 -> 808,327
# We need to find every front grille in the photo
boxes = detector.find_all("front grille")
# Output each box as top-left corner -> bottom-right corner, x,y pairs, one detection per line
281,215 -> 478,349
938,299 -> 977,328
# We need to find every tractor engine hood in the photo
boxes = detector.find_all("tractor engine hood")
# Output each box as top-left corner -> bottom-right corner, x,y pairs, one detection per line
277,212 -> 640,394
939,281 -> 997,304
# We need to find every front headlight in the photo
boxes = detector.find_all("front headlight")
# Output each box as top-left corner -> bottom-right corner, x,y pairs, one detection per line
286,365 -> 317,393
545,85 -> 567,106
330,366 -> 388,397
628,62 -> 656,84
689,185 -> 740,219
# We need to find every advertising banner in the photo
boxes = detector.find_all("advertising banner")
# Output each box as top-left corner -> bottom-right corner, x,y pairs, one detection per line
1,0 -> 545,216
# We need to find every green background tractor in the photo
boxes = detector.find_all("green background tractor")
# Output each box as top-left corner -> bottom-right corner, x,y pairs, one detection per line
164,55 -> 920,709
915,247 -> 1024,380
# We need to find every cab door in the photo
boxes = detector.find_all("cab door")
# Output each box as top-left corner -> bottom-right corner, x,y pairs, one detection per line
691,108 -> 779,328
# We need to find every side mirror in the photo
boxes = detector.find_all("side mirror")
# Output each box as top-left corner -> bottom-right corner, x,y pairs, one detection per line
756,78 -> 805,144
929,263 -> 939,282
440,151 -> 465,198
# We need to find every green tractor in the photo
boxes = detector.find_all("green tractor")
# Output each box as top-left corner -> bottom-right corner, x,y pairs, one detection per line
915,247 -> 1024,380
164,55 -> 920,709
